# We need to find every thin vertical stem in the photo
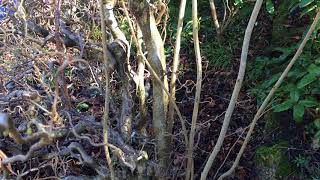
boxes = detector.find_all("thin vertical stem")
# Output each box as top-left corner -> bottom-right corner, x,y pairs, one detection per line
97,0 -> 115,179
167,0 -> 187,138
209,0 -> 220,35
186,0 -> 203,178
200,0 -> 263,179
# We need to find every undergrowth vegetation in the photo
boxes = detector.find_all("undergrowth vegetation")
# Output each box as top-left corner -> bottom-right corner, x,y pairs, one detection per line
245,0 -> 320,178
1,0 -> 320,179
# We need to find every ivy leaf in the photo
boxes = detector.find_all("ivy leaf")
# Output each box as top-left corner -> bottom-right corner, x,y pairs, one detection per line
266,0 -> 275,14
299,99 -> 318,107
300,5 -> 317,17
285,84 -> 296,92
297,73 -> 317,89
293,104 -> 305,123
299,0 -> 314,8
273,100 -> 294,112
77,102 -> 90,112
288,69 -> 307,78
312,87 -> 320,94
266,73 -> 281,87
307,64 -> 320,74
290,90 -> 300,102
234,0 -> 243,7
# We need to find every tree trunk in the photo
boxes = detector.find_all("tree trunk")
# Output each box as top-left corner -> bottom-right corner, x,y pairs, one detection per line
129,0 -> 169,176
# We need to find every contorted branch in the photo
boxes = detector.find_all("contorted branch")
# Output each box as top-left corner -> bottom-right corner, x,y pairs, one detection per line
0,113 -> 51,174
135,26 -> 148,133
119,0 -> 147,133
104,0 -> 126,42
63,111 -> 143,172
103,0 -> 133,141
64,141 -> 158,179
52,58 -> 102,125
218,8 -> 320,180
2,138 -> 49,165
67,142 -> 108,178
200,1 -> 263,179
0,109 -> 146,175
0,113 -> 49,145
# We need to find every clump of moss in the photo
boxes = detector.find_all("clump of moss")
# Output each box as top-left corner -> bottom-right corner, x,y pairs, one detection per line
254,141 -> 294,179
91,24 -> 102,41
263,111 -> 281,135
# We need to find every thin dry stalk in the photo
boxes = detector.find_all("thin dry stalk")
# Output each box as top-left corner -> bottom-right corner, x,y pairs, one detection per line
167,0 -> 187,138
218,9 -> 320,180
97,0 -> 115,179
135,26 -> 148,132
209,0 -> 220,35
119,0 -> 147,132
200,1 -> 263,179
213,127 -> 247,179
186,0 -> 203,178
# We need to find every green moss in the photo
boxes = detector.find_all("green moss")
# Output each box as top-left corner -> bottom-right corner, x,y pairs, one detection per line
91,24 -> 102,41
254,142 -> 294,179
255,144 -> 282,166
263,111 -> 281,135
277,155 -> 294,178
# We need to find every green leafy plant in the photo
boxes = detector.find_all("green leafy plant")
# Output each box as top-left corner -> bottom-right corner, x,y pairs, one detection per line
91,24 -> 102,41
234,0 -> 243,7
234,0 -> 275,14
273,95 -> 318,123
265,0 -> 275,14
247,44 -> 320,123
293,154 -> 320,179
182,20 -> 196,42
294,154 -> 311,168
290,0 -> 320,17
77,102 -> 90,112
